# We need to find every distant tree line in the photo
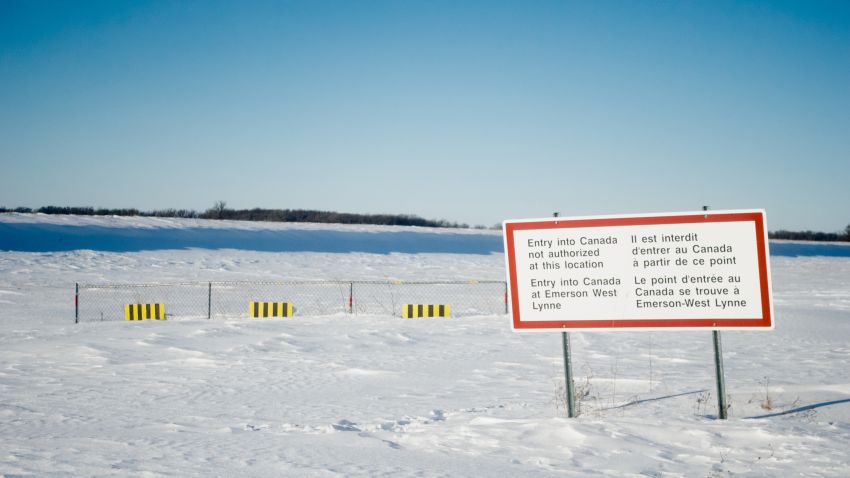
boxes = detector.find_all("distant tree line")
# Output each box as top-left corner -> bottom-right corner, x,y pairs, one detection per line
0,206 -> 199,218
0,203 -> 478,229
1,205 -> 845,237
769,227 -> 850,242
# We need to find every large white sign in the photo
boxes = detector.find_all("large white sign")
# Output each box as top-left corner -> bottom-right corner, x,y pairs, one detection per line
503,210 -> 773,330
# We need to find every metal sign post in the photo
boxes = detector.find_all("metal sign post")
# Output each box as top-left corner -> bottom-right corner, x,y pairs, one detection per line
713,329 -> 728,419
562,329 -> 577,418
553,212 -> 577,418
703,206 -> 729,419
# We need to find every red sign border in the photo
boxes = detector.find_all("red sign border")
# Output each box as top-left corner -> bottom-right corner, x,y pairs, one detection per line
503,211 -> 772,331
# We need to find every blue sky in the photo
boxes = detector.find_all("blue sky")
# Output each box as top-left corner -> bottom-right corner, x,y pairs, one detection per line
1,1 -> 848,231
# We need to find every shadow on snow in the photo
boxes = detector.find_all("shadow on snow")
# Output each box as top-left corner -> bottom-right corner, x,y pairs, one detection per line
603,389 -> 710,411
745,397 -> 850,419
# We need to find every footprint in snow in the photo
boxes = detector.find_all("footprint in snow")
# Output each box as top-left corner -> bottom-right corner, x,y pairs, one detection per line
430,409 -> 446,421
332,419 -> 361,432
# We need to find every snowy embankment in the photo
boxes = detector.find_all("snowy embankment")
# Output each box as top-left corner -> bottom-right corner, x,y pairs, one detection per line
1,214 -> 849,476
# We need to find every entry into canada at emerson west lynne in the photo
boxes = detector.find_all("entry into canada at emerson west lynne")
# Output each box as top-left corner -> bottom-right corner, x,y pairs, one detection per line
502,210 -> 773,331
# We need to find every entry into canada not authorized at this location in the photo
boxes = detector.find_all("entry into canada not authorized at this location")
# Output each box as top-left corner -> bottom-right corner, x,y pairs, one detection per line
502,210 -> 773,331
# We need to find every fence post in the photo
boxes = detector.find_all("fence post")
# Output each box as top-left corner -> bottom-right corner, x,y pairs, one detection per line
75,283 -> 79,324
349,282 -> 354,314
504,281 -> 508,314
208,282 -> 212,320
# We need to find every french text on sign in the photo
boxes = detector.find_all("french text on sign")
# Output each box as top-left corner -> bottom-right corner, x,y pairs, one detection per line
502,210 -> 773,331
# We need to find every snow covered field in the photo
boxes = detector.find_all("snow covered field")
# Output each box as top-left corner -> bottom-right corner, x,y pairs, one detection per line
1,215 -> 849,476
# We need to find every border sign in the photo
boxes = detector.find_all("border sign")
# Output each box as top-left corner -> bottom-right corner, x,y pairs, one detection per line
503,210 -> 773,331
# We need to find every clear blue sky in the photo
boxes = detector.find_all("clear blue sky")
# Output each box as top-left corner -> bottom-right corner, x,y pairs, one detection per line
1,1 -> 848,231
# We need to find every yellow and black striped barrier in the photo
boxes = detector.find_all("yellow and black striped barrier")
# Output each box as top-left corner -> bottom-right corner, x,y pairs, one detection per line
124,303 -> 165,321
402,304 -> 450,318
250,301 -> 294,318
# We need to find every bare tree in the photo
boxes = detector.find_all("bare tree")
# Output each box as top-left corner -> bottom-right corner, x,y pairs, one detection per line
211,200 -> 228,219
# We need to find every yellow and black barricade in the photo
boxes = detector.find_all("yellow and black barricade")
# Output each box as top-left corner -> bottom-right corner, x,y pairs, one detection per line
402,304 -> 450,318
250,301 -> 294,318
124,303 -> 165,321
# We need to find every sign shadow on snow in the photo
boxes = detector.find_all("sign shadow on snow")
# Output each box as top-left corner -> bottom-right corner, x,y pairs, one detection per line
602,389 -> 710,411
745,397 -> 850,419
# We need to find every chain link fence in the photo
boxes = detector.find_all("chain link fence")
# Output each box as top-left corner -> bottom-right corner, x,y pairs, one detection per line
75,280 -> 508,323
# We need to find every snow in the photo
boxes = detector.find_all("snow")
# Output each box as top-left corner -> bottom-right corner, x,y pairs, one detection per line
1,214 -> 849,476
